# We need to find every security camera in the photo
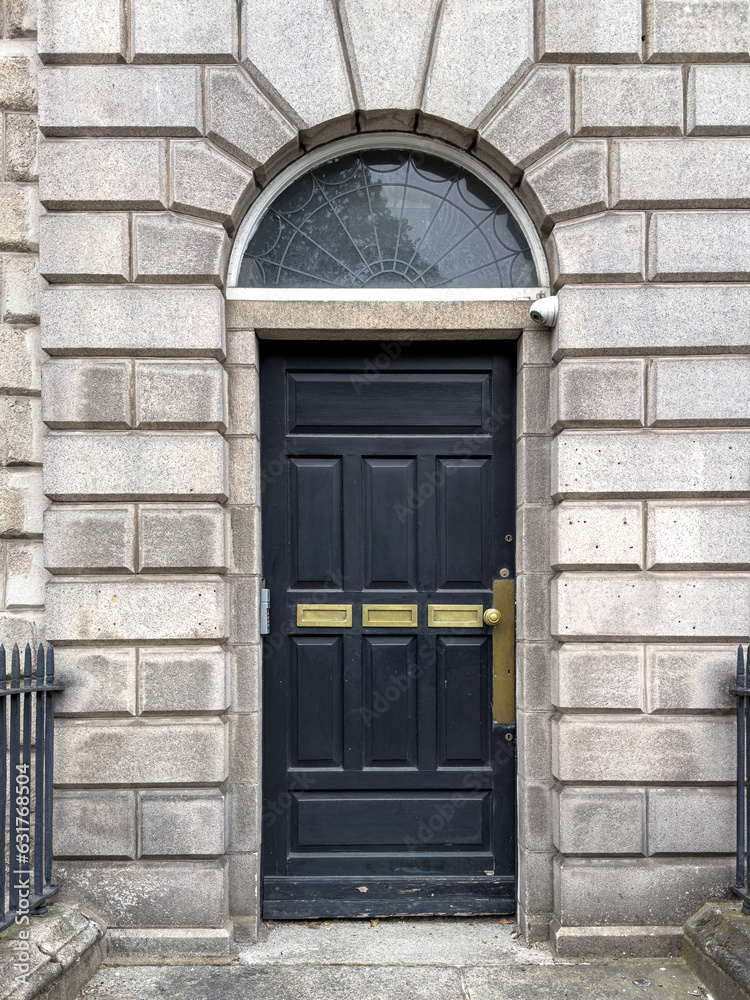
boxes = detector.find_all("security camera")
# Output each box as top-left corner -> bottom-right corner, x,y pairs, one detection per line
529,295 -> 558,328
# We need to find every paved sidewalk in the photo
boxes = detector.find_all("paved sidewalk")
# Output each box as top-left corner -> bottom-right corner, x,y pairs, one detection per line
77,919 -> 711,1000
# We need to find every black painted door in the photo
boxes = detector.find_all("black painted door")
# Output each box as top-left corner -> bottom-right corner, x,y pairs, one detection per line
260,341 -> 516,918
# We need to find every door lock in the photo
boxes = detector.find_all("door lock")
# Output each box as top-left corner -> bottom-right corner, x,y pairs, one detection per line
484,608 -> 501,626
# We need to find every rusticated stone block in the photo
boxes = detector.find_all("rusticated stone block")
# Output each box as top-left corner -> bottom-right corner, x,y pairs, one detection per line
0,468 -> 45,536
649,357 -> 750,426
55,719 -> 228,784
575,66 -> 682,136
5,113 -> 38,181
0,396 -> 42,465
553,643 -> 644,710
133,0 -> 237,63
139,790 -> 225,856
227,436 -> 259,506
41,286 -> 225,358
39,66 -> 202,136
0,41 -> 38,111
553,572 -> 750,641
135,360 -> 226,430
540,0 -> 642,61
43,432 -> 227,502
549,213 -> 646,287
553,715 -> 735,782
0,324 -> 41,394
39,139 -> 167,210
647,787 -> 735,854
53,860 -> 227,928
647,0 -> 750,61
554,285 -> 750,358
138,646 -> 227,714
611,138 -> 750,208
170,140 -> 255,230
54,647 -> 137,716
44,505 -> 136,573
647,501 -> 750,570
552,501 -> 643,569
553,429 -> 750,498
648,211 -> 750,281
46,578 -> 226,643
205,66 -> 298,183
5,539 -> 46,607
522,140 -> 608,232
42,359 -> 131,428
554,786 -> 646,854
0,610 -> 43,646
646,644 -> 737,712
133,214 -> 229,287
40,213 -> 130,283
2,253 -> 40,323
5,0 -> 36,38
139,504 -> 227,572
54,790 -> 136,858
39,0 -> 127,64
516,709 -> 553,782
688,65 -> 750,135
551,358 -> 645,427
0,182 -> 38,251
517,779 -> 554,852
226,365 -> 257,436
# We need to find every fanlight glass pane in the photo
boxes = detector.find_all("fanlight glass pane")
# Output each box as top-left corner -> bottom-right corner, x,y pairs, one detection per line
238,148 -> 537,289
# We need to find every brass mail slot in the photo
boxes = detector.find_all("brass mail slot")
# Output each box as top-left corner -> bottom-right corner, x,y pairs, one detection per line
362,604 -> 418,628
427,604 -> 484,628
296,604 -> 352,627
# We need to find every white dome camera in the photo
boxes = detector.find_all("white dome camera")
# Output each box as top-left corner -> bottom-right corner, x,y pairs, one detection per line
529,295 -> 559,328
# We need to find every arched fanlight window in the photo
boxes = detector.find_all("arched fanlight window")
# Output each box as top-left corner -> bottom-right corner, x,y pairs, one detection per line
231,137 -> 545,291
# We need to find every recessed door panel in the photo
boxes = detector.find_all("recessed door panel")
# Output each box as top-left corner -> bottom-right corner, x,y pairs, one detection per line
291,636 -> 343,768
290,458 -> 343,589
363,458 -> 417,589
363,636 -> 417,768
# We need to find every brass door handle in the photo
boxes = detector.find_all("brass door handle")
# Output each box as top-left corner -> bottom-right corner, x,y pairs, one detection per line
484,608 -> 501,626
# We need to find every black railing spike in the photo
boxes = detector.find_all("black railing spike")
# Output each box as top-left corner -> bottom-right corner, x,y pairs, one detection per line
44,643 -> 55,888
8,645 -> 21,913
33,643 -> 46,904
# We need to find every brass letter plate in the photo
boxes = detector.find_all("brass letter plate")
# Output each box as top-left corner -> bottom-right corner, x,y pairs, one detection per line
427,604 -> 483,628
362,604 -> 418,628
492,579 -> 515,725
296,604 -> 352,627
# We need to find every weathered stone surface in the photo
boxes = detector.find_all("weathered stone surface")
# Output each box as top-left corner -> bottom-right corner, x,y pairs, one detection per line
647,787 -> 734,854
522,140 -> 608,231
138,647 -> 227,713
132,0 -> 236,63
551,358 -> 645,427
2,252 -> 40,323
44,505 -> 136,573
553,429 -> 750,498
647,0 -> 750,61
477,67 -> 571,178
648,210 -> 750,280
41,286 -> 225,358
139,790 -> 225,856
53,860 -> 227,928
133,214 -> 229,287
552,501 -> 643,569
554,284 -> 750,358
170,139 -> 255,230
516,709 -> 553,782
0,181 -> 38,250
575,66 -> 682,136
40,213 -> 130,282
139,504 -> 227,572
647,501 -> 750,570
43,432 -> 227,501
39,139 -> 167,210
517,364 -> 550,438
5,538 -> 46,606
39,66 -> 202,136
228,644 -> 261,715
135,360 -> 226,429
42,359 -> 131,428
516,641 -> 554,713
421,0 -> 533,132
5,112 -> 38,180
241,0 -> 353,137
54,647 -> 137,715
555,786 -> 646,854
516,435 -> 551,506
553,643 -> 644,710
227,436 -> 259,506
54,790 -> 136,858
553,572 -> 750,640
646,643 -> 737,711
549,213 -> 645,287
5,0 -> 36,38
39,0 -> 127,64
226,365 -> 257,437
229,576 -> 261,645
0,395 -> 42,464
540,0 -> 642,61
205,66 -> 298,183
0,324 -> 41,393
339,0 -> 433,131
0,40 -> 38,111
688,65 -> 750,135
516,573 -> 551,643
0,468 -> 45,535
653,357 -> 750,426
0,610 -> 43,645
104,926 -> 234,962
685,901 -> 750,1000
611,138 -> 750,208
516,505 -> 551,575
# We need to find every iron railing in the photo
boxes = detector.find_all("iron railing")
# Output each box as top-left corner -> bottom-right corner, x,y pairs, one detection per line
733,644 -> 750,915
1,643 -> 62,931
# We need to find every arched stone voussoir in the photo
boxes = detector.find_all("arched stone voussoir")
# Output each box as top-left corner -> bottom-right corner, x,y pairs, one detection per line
519,139 -> 609,235
170,139 -> 256,236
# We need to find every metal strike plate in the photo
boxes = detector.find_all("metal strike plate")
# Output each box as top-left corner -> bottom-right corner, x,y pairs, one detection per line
296,604 -> 352,627
362,604 -> 418,628
492,579 -> 515,726
427,604 -> 483,628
